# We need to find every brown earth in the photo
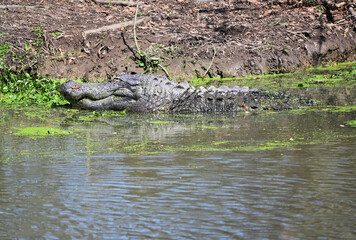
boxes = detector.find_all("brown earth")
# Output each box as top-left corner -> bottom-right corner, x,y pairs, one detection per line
1,0 -> 356,82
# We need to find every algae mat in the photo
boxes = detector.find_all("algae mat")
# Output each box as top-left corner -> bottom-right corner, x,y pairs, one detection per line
1,105 -> 354,157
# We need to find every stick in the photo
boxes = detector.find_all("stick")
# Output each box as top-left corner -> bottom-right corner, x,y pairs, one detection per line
203,47 -> 216,77
158,63 -> 171,80
92,0 -> 137,6
133,0 -> 141,54
0,5 -> 36,9
82,16 -> 149,37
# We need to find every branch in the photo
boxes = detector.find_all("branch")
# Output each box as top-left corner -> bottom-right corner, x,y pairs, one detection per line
92,0 -> 136,6
203,47 -> 216,78
133,0 -> 141,54
0,5 -> 36,9
158,63 -> 171,80
82,16 -> 149,37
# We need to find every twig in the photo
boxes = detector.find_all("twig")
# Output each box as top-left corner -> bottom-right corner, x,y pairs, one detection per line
158,63 -> 171,80
286,30 -> 309,41
203,47 -> 216,78
133,0 -> 141,54
121,31 -> 136,56
92,0 -> 136,6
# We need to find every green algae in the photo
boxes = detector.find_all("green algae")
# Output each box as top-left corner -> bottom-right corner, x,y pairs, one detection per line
150,121 -> 175,124
345,120 -> 356,127
324,106 -> 356,113
125,122 -> 354,155
234,140 -> 305,152
213,141 -> 231,146
188,62 -> 356,91
167,139 -> 299,153
307,106 -> 356,113
65,110 -> 127,124
198,125 -> 228,129
13,127 -> 73,138
117,130 -> 355,156
22,108 -> 63,123
286,106 -> 356,116
199,126 -> 220,129
94,108 -> 356,156
123,141 -> 168,155
2,100 -> 355,157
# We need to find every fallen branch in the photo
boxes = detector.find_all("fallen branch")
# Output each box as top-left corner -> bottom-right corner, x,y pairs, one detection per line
203,47 -> 216,78
133,0 -> 141,54
82,16 -> 149,38
0,5 -> 36,9
92,0 -> 136,6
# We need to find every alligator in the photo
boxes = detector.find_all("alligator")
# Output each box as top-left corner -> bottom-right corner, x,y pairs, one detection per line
59,73 -> 314,113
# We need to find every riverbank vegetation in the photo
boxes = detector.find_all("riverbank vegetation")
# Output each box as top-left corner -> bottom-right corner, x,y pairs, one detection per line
0,34 -> 66,105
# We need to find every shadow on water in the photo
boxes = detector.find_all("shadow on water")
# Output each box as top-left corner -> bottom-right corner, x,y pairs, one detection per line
0,103 -> 355,239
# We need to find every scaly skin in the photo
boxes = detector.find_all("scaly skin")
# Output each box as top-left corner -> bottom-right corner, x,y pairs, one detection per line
59,74 -> 314,113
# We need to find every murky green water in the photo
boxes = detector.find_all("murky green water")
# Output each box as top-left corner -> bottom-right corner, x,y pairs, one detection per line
0,105 -> 355,239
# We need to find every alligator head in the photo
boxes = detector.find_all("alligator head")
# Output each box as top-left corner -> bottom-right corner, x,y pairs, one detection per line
59,73 -> 314,113
59,74 -> 193,113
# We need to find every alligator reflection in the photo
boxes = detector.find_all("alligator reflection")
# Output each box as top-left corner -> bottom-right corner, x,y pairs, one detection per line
62,110 -> 355,156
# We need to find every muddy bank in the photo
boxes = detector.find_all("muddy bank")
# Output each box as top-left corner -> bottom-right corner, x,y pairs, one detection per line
0,0 -> 356,81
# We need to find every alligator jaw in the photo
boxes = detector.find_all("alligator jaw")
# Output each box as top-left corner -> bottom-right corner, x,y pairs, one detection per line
59,80 -> 138,111
75,96 -> 135,111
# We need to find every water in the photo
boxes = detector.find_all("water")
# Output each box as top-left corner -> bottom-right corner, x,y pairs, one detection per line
0,106 -> 355,239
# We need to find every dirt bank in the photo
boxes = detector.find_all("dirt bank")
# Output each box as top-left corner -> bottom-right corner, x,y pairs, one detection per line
1,0 -> 356,81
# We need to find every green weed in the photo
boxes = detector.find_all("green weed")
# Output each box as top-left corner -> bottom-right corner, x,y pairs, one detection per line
345,120 -> 356,127
51,32 -> 61,38
0,34 -> 66,105
13,126 -> 72,139
32,24 -> 44,47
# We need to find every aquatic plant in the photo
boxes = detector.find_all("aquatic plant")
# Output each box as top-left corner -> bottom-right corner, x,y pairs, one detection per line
0,68 -> 66,105
0,34 -> 66,105
13,127 -> 72,139
345,120 -> 356,127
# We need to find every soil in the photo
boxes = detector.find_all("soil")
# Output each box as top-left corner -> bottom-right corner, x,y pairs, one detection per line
1,0 -> 356,81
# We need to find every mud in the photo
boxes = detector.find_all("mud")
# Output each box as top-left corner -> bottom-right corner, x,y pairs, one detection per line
0,0 -> 355,81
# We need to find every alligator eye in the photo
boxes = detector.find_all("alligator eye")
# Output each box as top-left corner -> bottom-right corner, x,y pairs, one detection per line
113,88 -> 135,98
